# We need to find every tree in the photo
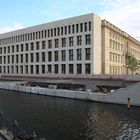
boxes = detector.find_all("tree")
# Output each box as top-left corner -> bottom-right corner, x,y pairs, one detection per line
126,56 -> 140,75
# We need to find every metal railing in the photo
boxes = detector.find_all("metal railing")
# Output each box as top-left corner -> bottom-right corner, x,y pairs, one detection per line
0,111 -> 37,140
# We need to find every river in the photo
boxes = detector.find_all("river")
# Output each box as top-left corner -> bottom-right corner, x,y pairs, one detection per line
0,89 -> 140,140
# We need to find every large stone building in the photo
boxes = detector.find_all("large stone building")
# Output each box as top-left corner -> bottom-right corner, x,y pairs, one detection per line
102,20 -> 140,75
0,13 -> 140,77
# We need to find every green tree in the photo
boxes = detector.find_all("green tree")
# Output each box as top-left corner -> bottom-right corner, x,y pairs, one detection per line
126,56 -> 140,75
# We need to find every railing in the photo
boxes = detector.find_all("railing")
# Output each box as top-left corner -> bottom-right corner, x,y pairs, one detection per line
0,111 -> 37,140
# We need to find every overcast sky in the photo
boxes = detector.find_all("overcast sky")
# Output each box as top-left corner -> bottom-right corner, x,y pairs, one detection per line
0,0 -> 140,40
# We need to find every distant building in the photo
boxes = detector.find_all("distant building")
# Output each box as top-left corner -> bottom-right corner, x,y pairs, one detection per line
0,13 -> 140,76
102,20 -> 140,74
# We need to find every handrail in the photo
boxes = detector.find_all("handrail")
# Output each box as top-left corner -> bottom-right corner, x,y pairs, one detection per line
0,111 -> 37,140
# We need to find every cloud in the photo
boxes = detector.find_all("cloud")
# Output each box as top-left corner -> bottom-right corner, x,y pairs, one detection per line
0,22 -> 24,34
99,0 -> 140,41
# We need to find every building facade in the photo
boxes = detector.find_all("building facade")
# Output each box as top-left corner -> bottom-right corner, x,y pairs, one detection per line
0,13 -> 101,76
102,20 -> 140,74
0,13 -> 140,76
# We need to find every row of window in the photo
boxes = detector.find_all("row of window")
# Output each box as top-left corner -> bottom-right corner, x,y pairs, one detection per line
110,39 -> 124,52
109,65 -> 123,74
0,35 -> 91,54
109,52 -> 123,63
0,63 -> 91,74
0,22 -> 92,45
0,48 -> 91,64
131,48 -> 140,58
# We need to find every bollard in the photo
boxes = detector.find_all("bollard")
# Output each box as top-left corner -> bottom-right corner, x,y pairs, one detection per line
13,120 -> 18,140
127,98 -> 131,109
0,111 -> 3,128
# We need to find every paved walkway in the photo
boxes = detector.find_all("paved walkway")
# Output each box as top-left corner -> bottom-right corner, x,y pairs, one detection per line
0,128 -> 13,140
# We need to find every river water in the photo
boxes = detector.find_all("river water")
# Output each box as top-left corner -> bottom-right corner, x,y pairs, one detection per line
0,89 -> 140,140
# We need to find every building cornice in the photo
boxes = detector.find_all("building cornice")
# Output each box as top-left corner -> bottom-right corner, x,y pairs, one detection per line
101,20 -> 140,46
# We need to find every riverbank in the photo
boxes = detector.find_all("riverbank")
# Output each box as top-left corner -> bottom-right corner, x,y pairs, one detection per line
0,81 -> 140,106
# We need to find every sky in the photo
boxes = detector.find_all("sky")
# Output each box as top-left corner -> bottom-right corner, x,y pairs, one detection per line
0,0 -> 140,40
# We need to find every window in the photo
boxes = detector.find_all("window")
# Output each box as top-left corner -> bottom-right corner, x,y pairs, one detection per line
25,65 -> 28,74
12,55 -> 14,63
21,44 -> 24,52
26,43 -> 28,51
42,65 -> 45,74
41,31 -> 44,38
42,52 -> 45,62
72,25 -> 75,33
68,25 -> 71,34
85,34 -> 91,45
3,66 -> 6,73
61,27 -> 63,35
57,28 -> 60,36
42,41 -> 46,49
85,48 -> 91,60
4,56 -> 6,64
0,56 -> 2,64
48,52 -> 52,62
61,50 -> 66,61
16,66 -> 19,74
80,23 -> 83,32
89,22 -> 91,31
69,37 -> 74,46
48,40 -> 52,48
84,22 -> 87,31
25,54 -> 28,63
7,56 -> 10,64
36,42 -> 39,50
12,45 -> 14,53
47,29 -> 50,37
44,30 -> 47,38
54,28 -> 56,36
77,36 -> 82,46
36,53 -> 39,62
8,46 -> 10,53
85,63 -> 91,74
51,29 -> 53,37
30,53 -> 34,63
0,48 -> 2,54
62,38 -> 66,47
31,42 -> 34,50
76,24 -> 79,33
54,64 -> 59,74
4,47 -> 6,53
36,65 -> 39,74
11,66 -> 14,73
16,45 -> 19,52
20,66 -> 23,74
77,64 -> 82,74
55,39 -> 59,48
33,32 -> 35,40
30,65 -> 34,74
77,49 -> 82,60
21,54 -> 23,63
64,26 -> 67,35
48,65 -> 52,73
54,51 -> 59,61
16,55 -> 19,63
7,66 -> 10,73
61,64 -> 66,74
69,49 -> 73,61
69,64 -> 73,74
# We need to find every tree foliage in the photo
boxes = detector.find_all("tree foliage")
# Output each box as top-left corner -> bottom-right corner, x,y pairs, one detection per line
126,56 -> 140,74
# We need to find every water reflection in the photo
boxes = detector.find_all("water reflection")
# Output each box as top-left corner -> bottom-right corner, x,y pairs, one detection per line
0,89 -> 140,140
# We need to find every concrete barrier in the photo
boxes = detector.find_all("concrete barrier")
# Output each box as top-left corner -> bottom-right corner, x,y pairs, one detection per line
0,82 -> 140,106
